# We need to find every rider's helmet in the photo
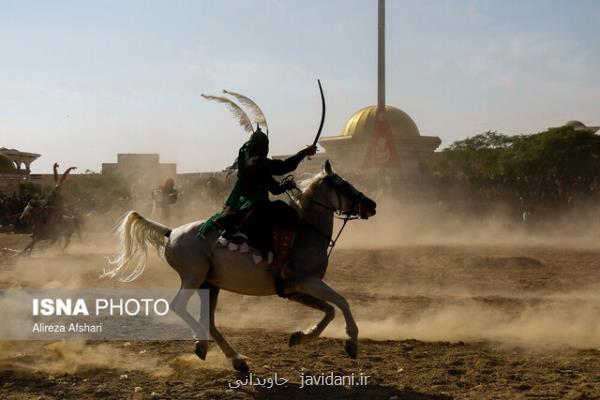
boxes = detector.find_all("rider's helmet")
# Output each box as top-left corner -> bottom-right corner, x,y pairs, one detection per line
244,124 -> 269,159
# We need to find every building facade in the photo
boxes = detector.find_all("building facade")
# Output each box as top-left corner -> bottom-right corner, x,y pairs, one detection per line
0,148 -> 41,196
102,153 -> 177,189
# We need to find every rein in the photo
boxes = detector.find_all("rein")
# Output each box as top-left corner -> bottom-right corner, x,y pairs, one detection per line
285,181 -> 361,259
303,214 -> 356,258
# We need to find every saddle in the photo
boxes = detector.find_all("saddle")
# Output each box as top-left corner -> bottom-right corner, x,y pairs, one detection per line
215,208 -> 273,258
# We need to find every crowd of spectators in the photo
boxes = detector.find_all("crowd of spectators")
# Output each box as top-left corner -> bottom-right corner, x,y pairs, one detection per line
430,174 -> 600,213
0,193 -> 32,232
322,170 -> 600,228
377,173 -> 600,231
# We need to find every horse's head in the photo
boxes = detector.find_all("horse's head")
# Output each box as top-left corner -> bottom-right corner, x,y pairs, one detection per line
302,160 -> 376,219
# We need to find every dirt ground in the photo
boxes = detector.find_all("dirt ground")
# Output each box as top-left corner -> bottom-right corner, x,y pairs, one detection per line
1,233 -> 600,399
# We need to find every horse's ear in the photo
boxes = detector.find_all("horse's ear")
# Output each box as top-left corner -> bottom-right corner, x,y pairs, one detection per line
321,160 -> 333,175
323,160 -> 334,175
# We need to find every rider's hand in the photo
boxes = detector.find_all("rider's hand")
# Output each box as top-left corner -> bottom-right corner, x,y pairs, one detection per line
282,179 -> 297,191
303,145 -> 318,157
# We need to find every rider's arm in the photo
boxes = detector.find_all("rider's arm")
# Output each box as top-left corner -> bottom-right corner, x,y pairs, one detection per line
268,145 -> 317,176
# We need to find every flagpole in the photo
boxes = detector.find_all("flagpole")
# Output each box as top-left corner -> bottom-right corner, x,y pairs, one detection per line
377,0 -> 385,114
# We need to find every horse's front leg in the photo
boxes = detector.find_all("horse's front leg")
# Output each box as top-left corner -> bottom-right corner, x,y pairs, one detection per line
204,285 -> 249,372
287,293 -> 335,347
75,221 -> 83,241
22,238 -> 37,255
295,278 -> 359,359
62,233 -> 71,251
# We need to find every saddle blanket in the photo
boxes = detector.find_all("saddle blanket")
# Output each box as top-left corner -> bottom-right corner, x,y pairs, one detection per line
216,233 -> 273,265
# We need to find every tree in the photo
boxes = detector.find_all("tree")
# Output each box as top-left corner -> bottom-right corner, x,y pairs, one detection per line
434,131 -> 512,179
504,127 -> 600,180
433,126 -> 600,181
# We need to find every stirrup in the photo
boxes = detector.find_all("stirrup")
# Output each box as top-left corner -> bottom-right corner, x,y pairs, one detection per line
280,263 -> 296,280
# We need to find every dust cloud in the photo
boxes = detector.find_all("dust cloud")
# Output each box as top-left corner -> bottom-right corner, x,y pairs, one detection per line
0,341 -> 172,376
2,190 -> 600,377
339,193 -> 600,250
325,293 -> 600,348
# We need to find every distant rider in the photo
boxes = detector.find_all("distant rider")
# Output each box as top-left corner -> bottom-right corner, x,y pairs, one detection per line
152,178 -> 178,221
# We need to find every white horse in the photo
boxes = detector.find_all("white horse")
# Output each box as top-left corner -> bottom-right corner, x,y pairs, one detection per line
104,161 -> 377,372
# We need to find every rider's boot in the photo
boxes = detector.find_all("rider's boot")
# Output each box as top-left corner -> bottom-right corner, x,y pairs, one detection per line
271,230 -> 296,279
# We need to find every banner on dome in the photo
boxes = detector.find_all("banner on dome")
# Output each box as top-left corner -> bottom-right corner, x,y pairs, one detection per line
362,109 -> 400,168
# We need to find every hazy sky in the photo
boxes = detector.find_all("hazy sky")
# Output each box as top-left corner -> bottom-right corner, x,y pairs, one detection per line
1,0 -> 599,173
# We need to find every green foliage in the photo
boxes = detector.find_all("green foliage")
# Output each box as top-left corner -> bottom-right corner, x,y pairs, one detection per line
434,127 -> 600,180
438,131 -> 512,178
506,127 -> 600,179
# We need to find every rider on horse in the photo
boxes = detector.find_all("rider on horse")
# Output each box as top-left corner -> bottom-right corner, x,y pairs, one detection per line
152,178 -> 178,221
220,125 -> 316,277
198,91 -> 316,279
45,163 -> 76,237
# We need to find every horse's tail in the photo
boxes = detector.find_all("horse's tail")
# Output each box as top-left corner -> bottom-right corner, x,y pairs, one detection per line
101,211 -> 172,282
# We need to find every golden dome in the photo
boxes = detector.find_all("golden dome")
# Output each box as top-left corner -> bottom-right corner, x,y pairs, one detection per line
0,154 -> 17,174
340,105 -> 420,139
565,120 -> 586,129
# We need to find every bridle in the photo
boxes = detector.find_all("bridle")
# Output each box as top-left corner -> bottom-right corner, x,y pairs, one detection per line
285,175 -> 365,258
312,177 -> 366,215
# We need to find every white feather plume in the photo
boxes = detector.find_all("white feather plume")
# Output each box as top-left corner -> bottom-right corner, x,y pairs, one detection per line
201,94 -> 253,134
223,90 -> 268,131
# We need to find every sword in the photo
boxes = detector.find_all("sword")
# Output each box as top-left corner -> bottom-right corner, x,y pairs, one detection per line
312,79 -> 326,146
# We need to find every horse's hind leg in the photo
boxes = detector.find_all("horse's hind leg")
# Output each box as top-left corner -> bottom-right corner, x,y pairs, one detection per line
295,278 -> 359,359
287,293 -> 335,347
170,278 -> 209,346
192,284 -> 212,360
205,284 -> 249,372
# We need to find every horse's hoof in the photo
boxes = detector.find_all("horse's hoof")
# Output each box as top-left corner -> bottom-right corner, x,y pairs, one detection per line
194,341 -> 207,360
345,340 -> 358,359
232,358 -> 249,373
289,331 -> 303,347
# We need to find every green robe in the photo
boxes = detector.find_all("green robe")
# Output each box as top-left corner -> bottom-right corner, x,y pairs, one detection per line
197,133 -> 305,238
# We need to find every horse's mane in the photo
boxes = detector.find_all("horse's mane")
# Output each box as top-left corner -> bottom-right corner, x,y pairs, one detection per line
297,171 -> 327,209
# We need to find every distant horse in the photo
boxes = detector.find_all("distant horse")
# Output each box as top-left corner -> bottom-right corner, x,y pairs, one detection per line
20,200 -> 81,254
104,161 -> 376,372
